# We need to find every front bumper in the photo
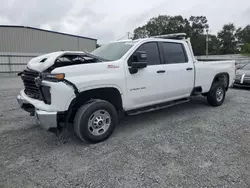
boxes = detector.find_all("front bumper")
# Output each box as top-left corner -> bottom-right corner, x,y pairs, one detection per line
17,94 -> 58,130
233,83 -> 250,88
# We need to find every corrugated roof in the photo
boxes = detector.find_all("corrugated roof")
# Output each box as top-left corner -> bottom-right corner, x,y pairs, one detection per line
0,25 -> 97,41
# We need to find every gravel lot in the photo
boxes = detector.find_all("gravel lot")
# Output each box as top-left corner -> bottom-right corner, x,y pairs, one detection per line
0,76 -> 250,188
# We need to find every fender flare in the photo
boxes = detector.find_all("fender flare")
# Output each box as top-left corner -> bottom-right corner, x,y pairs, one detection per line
210,72 -> 230,91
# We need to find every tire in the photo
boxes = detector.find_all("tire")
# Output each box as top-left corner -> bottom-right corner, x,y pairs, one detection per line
207,82 -> 226,107
74,100 -> 118,143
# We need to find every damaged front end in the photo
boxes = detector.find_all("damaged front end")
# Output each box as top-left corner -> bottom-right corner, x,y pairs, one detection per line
17,94 -> 35,116
17,92 -> 65,136
17,51 -> 105,136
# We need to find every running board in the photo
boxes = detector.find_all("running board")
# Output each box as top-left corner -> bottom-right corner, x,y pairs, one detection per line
127,98 -> 190,116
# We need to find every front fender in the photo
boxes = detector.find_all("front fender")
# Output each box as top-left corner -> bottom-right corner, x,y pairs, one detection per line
64,84 -> 123,111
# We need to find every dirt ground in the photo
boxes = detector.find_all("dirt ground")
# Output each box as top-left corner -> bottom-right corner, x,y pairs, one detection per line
0,76 -> 250,188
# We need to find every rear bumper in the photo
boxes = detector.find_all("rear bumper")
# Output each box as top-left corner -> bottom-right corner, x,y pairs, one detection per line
17,94 -> 58,130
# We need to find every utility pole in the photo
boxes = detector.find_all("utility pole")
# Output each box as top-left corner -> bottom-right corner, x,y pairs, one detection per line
206,29 -> 209,57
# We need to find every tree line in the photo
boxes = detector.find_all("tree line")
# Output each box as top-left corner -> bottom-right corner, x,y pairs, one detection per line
132,15 -> 250,56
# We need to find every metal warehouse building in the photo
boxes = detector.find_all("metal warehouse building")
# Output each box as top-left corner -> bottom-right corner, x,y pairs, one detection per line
0,25 -> 97,53
0,25 -> 97,73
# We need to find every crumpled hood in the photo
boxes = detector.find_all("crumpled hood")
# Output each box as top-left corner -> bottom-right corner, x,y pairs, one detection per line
27,51 -> 87,72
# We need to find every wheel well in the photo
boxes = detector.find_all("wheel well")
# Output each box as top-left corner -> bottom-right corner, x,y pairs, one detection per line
67,87 -> 123,123
212,73 -> 229,90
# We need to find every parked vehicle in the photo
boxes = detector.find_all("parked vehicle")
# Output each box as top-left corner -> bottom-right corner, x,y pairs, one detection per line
236,62 -> 246,70
17,33 -> 236,143
234,63 -> 250,87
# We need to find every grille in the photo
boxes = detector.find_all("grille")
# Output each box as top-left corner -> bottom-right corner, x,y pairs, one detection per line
21,69 -> 42,100
244,75 -> 250,84
235,75 -> 241,79
235,75 -> 242,83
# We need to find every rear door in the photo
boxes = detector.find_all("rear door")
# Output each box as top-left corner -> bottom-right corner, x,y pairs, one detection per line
160,41 -> 194,100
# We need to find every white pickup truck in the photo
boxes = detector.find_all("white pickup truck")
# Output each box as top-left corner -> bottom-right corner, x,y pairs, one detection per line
17,33 -> 235,143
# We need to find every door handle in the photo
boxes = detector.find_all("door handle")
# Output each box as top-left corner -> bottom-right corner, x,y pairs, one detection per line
157,70 -> 166,73
186,67 -> 193,71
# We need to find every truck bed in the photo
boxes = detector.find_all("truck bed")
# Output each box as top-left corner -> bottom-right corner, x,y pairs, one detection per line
194,60 -> 236,93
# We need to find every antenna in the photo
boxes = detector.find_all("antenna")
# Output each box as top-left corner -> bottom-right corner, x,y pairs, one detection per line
151,33 -> 187,40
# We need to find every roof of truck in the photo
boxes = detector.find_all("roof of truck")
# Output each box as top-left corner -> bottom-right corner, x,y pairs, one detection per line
115,34 -> 187,44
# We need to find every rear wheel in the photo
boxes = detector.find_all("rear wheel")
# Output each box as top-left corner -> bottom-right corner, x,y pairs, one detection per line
207,82 -> 226,106
74,100 -> 118,143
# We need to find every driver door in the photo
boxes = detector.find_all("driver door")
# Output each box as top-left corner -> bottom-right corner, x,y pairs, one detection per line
124,42 -> 167,110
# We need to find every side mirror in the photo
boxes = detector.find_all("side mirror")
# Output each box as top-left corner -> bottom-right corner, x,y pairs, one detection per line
131,51 -> 147,69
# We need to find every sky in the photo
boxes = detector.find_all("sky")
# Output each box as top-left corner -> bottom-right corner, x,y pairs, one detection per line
0,0 -> 249,44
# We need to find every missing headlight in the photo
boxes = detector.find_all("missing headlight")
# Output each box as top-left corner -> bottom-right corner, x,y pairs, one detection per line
40,86 -> 51,104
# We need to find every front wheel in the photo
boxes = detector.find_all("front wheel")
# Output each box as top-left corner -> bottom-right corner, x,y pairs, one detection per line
74,100 -> 118,143
207,82 -> 226,107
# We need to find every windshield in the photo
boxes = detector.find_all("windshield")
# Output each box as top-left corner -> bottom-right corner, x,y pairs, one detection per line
91,41 -> 135,61
242,63 -> 250,70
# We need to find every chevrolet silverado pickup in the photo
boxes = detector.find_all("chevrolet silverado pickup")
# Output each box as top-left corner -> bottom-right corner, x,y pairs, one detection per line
17,33 -> 236,143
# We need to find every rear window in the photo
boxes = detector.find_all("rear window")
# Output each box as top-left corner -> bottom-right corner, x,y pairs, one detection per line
162,42 -> 188,64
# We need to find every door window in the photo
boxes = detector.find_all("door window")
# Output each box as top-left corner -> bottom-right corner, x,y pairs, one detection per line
162,42 -> 188,64
130,42 -> 161,66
